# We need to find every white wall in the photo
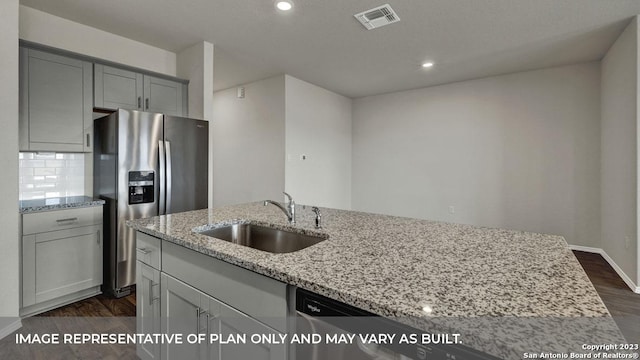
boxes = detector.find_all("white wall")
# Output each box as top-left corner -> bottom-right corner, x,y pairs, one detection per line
285,75 -> 352,209
601,17 -> 639,286
352,63 -> 601,248
177,41 -> 214,208
19,5 -> 176,76
0,0 -> 21,334
212,76 -> 286,206
177,42 -> 214,119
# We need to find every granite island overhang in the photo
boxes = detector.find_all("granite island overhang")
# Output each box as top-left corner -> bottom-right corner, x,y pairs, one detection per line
127,202 -> 628,359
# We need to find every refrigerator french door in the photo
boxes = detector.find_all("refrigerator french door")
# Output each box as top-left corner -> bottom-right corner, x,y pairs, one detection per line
94,109 -> 208,297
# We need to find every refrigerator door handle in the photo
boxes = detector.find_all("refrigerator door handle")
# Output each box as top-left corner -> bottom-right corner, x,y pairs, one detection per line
158,140 -> 166,215
166,141 -> 173,214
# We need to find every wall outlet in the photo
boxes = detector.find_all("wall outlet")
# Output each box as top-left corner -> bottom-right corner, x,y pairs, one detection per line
448,206 -> 455,214
625,236 -> 631,249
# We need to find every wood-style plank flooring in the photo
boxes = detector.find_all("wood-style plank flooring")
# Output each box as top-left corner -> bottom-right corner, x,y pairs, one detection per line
572,250 -> 640,342
1,251 -> 638,359
0,292 -> 137,359
37,292 -> 136,317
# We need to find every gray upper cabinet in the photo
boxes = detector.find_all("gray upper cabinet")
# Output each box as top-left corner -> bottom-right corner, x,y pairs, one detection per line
144,75 -> 186,116
94,64 -> 143,111
19,48 -> 93,152
95,64 -> 187,117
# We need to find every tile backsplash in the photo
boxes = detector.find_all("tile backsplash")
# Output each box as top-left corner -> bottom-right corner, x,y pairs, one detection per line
19,152 -> 85,200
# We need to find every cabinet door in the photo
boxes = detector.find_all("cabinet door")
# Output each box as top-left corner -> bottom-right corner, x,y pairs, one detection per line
143,75 -> 186,116
206,297 -> 286,360
161,273 -> 208,360
19,48 -> 92,152
22,225 -> 102,306
94,64 -> 143,111
136,262 -> 161,360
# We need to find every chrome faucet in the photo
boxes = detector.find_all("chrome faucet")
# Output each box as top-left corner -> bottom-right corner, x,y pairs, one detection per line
264,192 -> 296,224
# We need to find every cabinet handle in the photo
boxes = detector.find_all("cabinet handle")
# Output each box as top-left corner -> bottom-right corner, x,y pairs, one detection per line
145,98 -> 149,110
196,307 -> 204,333
148,279 -> 155,306
97,230 -> 100,245
138,96 -> 142,109
206,313 -> 210,336
137,248 -> 151,255
56,217 -> 78,224
86,134 -> 90,148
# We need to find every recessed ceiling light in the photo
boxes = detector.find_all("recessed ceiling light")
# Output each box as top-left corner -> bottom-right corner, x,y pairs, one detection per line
276,1 -> 293,11
422,62 -> 434,68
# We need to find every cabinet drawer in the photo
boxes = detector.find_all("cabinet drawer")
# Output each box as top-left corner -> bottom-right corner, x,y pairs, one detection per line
23,207 -> 102,235
136,232 -> 161,269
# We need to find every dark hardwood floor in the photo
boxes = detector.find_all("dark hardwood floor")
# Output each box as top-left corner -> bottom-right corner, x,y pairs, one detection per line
37,292 -> 136,317
572,250 -> 640,343
0,292 -> 137,359
1,252 -> 638,359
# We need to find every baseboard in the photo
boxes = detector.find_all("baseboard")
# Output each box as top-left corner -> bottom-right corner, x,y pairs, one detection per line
569,245 -> 640,294
0,318 -> 22,340
569,245 -> 603,254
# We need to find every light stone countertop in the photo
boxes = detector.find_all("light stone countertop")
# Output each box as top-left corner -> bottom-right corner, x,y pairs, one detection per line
19,196 -> 105,214
127,202 -> 625,359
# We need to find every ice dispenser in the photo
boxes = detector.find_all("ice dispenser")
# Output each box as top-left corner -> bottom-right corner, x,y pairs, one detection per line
128,171 -> 154,204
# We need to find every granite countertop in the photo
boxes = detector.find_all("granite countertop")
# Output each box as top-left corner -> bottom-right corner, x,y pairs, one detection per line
19,196 -> 105,214
128,202 -> 626,359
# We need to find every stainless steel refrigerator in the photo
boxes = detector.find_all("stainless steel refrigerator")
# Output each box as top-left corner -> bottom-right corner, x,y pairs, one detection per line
94,109 -> 208,297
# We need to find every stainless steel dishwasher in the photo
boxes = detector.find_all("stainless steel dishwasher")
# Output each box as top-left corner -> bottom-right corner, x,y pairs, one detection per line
293,288 -> 499,360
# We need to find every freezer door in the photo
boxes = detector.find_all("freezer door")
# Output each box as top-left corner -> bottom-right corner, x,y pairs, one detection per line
164,116 -> 209,214
116,109 -> 164,290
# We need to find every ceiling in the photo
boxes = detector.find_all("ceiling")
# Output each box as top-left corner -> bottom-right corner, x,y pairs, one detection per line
20,0 -> 640,98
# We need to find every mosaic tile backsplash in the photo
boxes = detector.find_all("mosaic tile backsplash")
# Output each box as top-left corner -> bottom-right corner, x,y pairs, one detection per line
19,152 -> 85,200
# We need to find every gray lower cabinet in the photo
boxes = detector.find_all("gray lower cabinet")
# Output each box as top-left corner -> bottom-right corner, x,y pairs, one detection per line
210,297 -> 286,360
137,262 -> 161,360
135,231 -> 288,360
161,273 -> 286,360
161,273 -> 208,360
136,232 -> 162,360
21,207 -> 103,317
95,64 -> 187,117
19,47 -> 93,152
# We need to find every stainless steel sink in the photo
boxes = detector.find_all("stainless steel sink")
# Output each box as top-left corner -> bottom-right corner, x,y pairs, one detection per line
198,223 -> 327,253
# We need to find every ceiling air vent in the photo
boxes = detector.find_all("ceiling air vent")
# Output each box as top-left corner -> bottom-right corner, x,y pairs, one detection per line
354,4 -> 400,30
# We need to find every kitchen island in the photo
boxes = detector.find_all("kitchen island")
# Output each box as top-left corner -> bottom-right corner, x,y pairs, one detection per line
128,202 -> 626,359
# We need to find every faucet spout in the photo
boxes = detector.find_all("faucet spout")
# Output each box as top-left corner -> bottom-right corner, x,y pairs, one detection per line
264,193 -> 296,224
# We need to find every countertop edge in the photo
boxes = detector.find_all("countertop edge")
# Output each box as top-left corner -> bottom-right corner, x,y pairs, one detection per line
20,199 -> 106,214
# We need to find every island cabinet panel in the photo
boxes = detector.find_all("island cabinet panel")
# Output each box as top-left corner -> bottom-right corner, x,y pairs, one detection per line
161,240 -> 288,333
20,47 -> 93,152
161,272 -> 285,360
135,231 -> 290,360
136,231 -> 162,360
21,207 -> 103,317
208,298 -> 286,360
161,273 -> 207,360
94,64 -> 187,117
136,231 -> 162,270
136,261 -> 161,360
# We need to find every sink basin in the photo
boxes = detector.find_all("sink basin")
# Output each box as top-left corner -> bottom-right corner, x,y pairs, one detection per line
198,223 -> 327,253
